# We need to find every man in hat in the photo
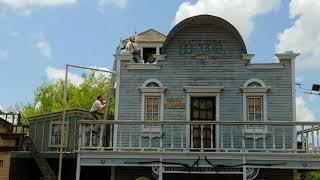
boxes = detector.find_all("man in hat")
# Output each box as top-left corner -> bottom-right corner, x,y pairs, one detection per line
125,35 -> 142,63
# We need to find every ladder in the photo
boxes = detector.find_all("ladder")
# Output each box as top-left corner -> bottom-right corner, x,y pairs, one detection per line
25,136 -> 56,180
103,58 -> 117,120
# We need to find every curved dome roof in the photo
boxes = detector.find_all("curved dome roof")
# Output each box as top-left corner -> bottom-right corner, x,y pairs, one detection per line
162,15 -> 247,54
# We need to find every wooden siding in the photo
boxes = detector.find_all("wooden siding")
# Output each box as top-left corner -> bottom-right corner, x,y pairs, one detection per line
28,109 -> 91,152
0,152 -> 10,180
117,17 -> 293,149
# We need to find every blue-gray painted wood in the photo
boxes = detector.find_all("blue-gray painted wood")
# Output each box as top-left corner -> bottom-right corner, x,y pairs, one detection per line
28,109 -> 92,152
117,15 -> 294,150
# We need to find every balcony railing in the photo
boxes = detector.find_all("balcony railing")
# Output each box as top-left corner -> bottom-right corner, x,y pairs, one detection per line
77,120 -> 320,154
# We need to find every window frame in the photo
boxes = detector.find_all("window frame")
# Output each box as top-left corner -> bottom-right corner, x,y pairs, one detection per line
139,79 -> 166,134
144,96 -> 161,128
48,121 -> 69,147
241,79 -> 270,134
247,96 -> 263,128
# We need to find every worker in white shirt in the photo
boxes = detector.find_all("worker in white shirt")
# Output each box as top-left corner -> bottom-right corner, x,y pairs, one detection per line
90,95 -> 106,120
89,95 -> 106,136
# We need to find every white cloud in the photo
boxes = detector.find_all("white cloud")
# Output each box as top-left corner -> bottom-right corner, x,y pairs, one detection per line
0,0 -> 77,15
276,0 -> 320,69
296,96 -> 316,121
0,49 -> 8,60
35,33 -> 51,59
97,0 -> 127,14
0,0 -> 77,8
46,66 -> 83,86
174,0 -> 281,40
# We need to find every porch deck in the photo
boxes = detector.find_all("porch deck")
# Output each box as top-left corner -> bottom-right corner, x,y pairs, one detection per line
76,120 -> 320,170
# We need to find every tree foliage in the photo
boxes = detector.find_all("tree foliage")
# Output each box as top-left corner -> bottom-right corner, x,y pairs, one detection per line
22,72 -> 113,118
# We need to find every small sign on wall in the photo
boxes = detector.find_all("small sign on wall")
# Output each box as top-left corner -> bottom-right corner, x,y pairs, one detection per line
164,97 -> 185,109
179,40 -> 226,60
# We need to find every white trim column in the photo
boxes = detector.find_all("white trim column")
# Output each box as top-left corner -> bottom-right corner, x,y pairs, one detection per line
113,54 -> 121,151
75,153 -> 81,180
276,51 -> 300,151
159,155 -> 163,180
242,155 -> 247,180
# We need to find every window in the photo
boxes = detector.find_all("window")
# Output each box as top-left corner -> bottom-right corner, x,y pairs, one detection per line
139,79 -> 166,134
241,79 -> 269,133
49,121 -> 69,147
143,48 -> 156,64
146,82 -> 160,87
145,97 -> 160,126
247,82 -> 262,87
247,97 -> 263,128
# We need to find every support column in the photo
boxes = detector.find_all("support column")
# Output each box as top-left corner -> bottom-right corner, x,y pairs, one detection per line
159,155 -> 163,180
111,166 -> 115,180
75,153 -> 81,180
242,155 -> 247,180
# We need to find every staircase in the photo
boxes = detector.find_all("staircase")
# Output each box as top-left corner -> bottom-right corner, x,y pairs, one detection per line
25,136 -> 56,180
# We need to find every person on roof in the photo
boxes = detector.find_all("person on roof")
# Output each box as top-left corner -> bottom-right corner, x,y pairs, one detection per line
125,35 -> 142,63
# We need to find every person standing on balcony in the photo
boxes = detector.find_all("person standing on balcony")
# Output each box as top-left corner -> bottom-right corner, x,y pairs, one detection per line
86,95 -> 106,146
125,34 -> 142,63
90,95 -> 106,120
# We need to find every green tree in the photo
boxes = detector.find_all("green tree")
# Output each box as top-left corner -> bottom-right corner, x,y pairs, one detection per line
22,72 -> 113,118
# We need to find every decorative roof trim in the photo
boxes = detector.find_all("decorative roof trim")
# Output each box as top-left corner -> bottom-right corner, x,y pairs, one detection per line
247,64 -> 284,70
152,54 -> 166,61
117,54 -> 134,60
126,63 -> 161,70
184,86 -> 224,93
139,87 -> 167,93
242,54 -> 255,64
162,15 -> 247,54
275,51 -> 300,60
240,87 -> 270,93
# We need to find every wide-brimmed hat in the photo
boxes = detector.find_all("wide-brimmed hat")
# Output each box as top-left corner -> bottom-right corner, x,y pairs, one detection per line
129,35 -> 135,42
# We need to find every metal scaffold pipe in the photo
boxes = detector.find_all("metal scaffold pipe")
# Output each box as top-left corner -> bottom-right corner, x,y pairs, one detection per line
58,63 -> 116,180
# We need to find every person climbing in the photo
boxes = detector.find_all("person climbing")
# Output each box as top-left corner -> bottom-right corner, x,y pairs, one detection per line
125,35 -> 142,63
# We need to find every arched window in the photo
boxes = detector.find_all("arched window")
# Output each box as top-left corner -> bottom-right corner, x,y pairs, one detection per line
241,79 -> 270,134
243,79 -> 266,88
139,79 -> 166,135
247,82 -> 262,87
146,82 -> 160,87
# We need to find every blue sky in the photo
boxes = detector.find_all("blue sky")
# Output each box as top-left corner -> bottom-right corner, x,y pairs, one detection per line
0,0 -> 319,121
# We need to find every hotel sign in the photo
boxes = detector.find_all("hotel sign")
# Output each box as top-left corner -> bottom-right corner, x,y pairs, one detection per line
179,40 -> 226,60
164,97 -> 185,109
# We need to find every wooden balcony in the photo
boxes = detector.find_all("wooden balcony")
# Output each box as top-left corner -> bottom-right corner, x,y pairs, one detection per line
72,120 -> 320,169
